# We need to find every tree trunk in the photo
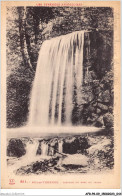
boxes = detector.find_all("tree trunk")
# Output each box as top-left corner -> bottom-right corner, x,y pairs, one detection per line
18,7 -> 32,69
32,7 -> 40,44
18,7 -> 27,66
23,6 -> 32,69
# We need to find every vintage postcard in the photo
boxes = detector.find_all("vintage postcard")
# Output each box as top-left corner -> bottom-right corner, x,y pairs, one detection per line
1,1 -> 121,189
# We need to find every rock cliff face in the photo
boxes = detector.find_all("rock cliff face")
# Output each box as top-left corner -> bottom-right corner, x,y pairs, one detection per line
7,130 -> 114,175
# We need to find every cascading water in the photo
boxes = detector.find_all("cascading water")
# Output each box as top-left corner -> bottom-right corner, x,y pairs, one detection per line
25,140 -> 39,158
29,31 -> 84,126
58,140 -> 63,153
41,141 -> 48,156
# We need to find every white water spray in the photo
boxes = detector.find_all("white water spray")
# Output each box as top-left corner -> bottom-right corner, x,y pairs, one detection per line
41,141 -> 48,156
25,140 -> 39,158
29,31 -> 84,126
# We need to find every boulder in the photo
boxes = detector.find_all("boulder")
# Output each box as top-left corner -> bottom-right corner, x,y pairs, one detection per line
87,138 -> 111,155
93,103 -> 97,107
7,139 -> 26,157
97,103 -> 108,111
62,154 -> 89,167
87,117 -> 94,124
87,113 -> 99,124
108,106 -> 113,113
95,116 -> 104,127
91,113 -> 99,119
88,106 -> 95,113
65,137 -> 76,143
63,137 -> 89,154
103,113 -> 114,128
95,87 -> 101,94
98,90 -> 110,103
96,108 -> 101,114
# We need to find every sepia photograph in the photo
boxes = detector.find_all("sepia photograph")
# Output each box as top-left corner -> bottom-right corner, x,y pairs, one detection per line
1,1 -> 121,189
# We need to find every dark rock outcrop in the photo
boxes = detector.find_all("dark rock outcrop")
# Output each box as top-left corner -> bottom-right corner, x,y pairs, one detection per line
94,116 -> 104,127
63,137 -> 90,154
103,113 -> 114,128
7,138 -> 26,157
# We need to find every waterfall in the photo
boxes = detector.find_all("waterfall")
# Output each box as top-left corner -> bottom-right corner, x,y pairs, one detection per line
29,31 -> 84,126
58,140 -> 63,153
41,141 -> 48,156
25,140 -> 39,157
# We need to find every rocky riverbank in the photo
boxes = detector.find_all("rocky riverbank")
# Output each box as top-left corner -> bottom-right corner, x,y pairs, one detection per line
7,129 -> 114,175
